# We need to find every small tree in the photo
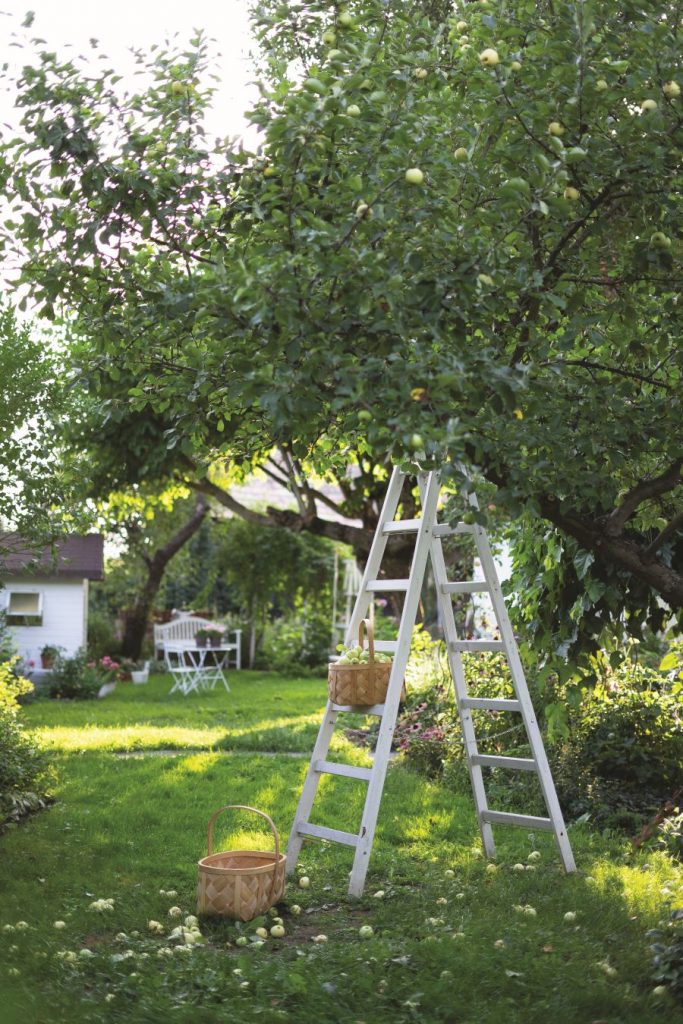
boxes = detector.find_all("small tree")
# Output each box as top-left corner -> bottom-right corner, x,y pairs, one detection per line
216,519 -> 335,667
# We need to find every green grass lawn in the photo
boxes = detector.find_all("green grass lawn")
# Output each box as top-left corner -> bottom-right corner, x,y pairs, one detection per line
1,672 -> 680,1023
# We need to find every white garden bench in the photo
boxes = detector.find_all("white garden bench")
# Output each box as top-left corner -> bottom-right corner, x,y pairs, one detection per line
154,614 -> 242,670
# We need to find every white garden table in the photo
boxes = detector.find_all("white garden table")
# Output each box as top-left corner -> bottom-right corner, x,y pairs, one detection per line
164,642 -> 233,696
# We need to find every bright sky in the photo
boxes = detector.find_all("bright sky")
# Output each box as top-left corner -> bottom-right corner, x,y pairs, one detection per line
0,0 -> 258,142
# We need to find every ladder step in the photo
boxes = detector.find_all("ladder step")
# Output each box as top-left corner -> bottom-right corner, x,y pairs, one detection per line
314,760 -> 372,782
382,519 -> 421,534
471,754 -> 537,772
296,822 -> 359,847
367,579 -> 410,592
441,581 -> 490,594
450,640 -> 504,652
481,810 -> 554,831
461,697 -> 521,712
374,640 -> 397,653
331,702 -> 385,716
434,523 -> 476,537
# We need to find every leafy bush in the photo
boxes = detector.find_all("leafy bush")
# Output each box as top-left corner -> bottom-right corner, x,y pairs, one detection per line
396,634 -> 532,784
262,613 -> 331,672
641,811 -> 683,862
47,650 -> 102,699
393,631 -> 682,830
648,909 -> 683,1004
551,674 -> 682,831
87,608 -> 121,660
0,659 -> 54,826
0,609 -> 16,662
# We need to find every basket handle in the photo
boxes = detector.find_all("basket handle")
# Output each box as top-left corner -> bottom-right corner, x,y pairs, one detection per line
358,618 -> 375,663
206,805 -> 281,903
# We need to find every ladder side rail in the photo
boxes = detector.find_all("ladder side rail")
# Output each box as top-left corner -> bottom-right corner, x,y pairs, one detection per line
345,467 -> 407,645
418,477 -> 496,858
471,522 -> 576,872
348,470 -> 442,897
285,705 -> 343,873
287,467 -> 406,877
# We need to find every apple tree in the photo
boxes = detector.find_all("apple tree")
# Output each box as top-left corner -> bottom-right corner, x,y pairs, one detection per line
0,0 -> 681,668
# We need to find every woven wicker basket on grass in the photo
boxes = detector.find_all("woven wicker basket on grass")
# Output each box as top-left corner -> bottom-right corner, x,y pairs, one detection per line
328,618 -> 393,706
197,805 -> 286,921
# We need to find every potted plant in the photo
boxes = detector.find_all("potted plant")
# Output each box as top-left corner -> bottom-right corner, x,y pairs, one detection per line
40,644 -> 59,670
195,629 -> 209,648
131,660 -> 150,685
205,627 -> 225,648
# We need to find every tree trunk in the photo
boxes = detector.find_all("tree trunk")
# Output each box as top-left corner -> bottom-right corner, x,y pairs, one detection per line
121,495 -> 210,659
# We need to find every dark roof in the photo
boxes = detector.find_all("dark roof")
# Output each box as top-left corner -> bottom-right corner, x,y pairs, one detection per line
0,534 -> 104,581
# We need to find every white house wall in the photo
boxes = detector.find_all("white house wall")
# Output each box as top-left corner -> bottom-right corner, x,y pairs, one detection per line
0,577 -> 87,663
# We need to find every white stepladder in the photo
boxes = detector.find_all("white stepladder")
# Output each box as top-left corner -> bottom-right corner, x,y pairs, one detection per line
286,466 -> 576,897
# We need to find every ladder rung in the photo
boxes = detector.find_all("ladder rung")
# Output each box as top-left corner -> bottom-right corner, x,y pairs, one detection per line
471,754 -> 537,772
367,579 -> 410,592
434,523 -> 476,537
481,810 -> 554,831
374,640 -> 397,653
296,822 -> 359,847
331,702 -> 385,716
441,581 -> 490,594
314,760 -> 372,782
450,640 -> 504,652
382,519 -> 421,534
460,697 -> 521,712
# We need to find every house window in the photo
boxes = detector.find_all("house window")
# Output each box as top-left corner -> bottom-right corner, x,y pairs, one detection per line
6,591 -> 43,626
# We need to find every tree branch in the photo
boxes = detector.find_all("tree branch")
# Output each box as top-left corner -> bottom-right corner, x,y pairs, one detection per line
544,358 -> 672,390
151,493 -> 210,565
190,475 -> 276,528
604,459 -> 683,537
643,508 -> 683,559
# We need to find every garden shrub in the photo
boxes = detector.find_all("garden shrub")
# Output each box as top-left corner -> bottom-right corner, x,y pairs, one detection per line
0,659 -> 54,826
396,634 -> 537,796
87,608 -> 121,660
550,672 -> 682,831
640,811 -> 683,862
648,909 -> 683,1004
394,631 -> 682,830
47,650 -> 124,699
262,613 -> 331,672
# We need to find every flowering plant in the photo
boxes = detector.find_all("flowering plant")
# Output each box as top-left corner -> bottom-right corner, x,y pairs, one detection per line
86,656 -> 127,683
204,628 -> 225,642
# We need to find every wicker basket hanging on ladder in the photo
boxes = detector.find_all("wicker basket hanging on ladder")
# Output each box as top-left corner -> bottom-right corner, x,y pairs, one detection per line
197,805 -> 286,920
328,618 -> 393,706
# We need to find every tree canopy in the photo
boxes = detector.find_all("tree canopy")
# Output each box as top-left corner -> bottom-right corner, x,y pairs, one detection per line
0,0 -> 681,660
0,305 -> 79,554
